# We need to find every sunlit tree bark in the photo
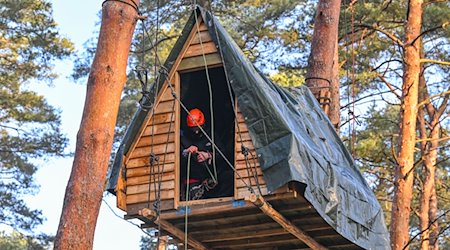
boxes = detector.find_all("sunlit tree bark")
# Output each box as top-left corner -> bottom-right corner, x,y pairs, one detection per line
306,0 -> 341,129
390,0 -> 423,249
54,1 -> 140,249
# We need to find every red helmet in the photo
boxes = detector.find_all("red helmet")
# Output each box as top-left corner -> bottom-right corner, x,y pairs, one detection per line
187,108 -> 205,127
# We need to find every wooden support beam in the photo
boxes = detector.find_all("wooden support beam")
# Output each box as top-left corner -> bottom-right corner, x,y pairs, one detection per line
139,208 -> 209,250
246,194 -> 328,250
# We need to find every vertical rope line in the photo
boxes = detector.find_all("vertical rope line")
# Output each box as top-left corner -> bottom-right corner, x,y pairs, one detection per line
184,152 -> 192,250
351,1 -> 357,158
208,1 -> 258,193
192,3 -> 218,181
208,2 -> 246,145
344,1 -> 352,152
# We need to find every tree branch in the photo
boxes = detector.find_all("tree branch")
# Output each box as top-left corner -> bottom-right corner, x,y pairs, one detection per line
411,22 -> 450,45
402,209 -> 450,249
130,35 -> 178,54
418,89 -> 450,107
416,136 -> 450,144
356,24 -> 404,46
375,72 -> 402,99
420,58 -> 450,66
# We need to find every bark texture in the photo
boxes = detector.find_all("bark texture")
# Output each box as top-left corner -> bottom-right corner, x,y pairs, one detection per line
390,0 -> 423,249
54,1 -> 140,249
329,39 -> 340,132
306,0 -> 341,128
418,58 -> 448,250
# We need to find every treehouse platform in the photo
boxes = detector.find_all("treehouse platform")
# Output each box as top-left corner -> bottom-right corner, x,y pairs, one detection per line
107,6 -> 390,249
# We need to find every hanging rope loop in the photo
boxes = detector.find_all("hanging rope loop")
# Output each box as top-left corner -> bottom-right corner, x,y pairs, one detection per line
241,145 -> 249,157
149,153 -> 159,166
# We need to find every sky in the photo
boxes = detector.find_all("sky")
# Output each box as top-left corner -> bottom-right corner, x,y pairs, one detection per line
26,1 -> 145,249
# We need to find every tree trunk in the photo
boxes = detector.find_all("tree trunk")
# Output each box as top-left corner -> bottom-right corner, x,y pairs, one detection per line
54,1 -> 140,249
417,59 -> 441,250
430,187 -> 439,250
329,38 -> 340,132
390,0 -> 422,249
306,0 -> 341,125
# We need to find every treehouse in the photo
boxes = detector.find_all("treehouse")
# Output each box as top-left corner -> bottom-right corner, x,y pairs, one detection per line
107,7 -> 390,249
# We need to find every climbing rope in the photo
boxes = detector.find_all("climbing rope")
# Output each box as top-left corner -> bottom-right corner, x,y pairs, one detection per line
184,152 -> 192,250
207,2 -> 262,194
192,0 -> 218,182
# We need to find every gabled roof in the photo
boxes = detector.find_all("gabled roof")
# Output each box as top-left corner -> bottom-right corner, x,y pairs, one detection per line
107,7 -> 390,249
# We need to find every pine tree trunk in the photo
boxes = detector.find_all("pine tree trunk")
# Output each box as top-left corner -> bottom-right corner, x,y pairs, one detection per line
418,63 -> 441,250
54,1 -> 140,249
390,0 -> 422,249
420,121 -> 439,250
306,0 -> 341,125
329,39 -> 340,132
430,187 -> 439,249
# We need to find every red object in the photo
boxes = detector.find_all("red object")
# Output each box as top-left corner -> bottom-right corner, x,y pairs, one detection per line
183,178 -> 200,184
187,108 -> 205,127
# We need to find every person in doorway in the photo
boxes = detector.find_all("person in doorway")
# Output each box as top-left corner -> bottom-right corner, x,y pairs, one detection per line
180,108 -> 217,200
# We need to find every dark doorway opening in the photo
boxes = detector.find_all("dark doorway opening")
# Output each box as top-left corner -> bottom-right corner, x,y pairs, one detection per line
179,67 -> 235,200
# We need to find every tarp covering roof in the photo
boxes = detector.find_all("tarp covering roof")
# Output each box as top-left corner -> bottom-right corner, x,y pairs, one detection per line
107,7 -> 390,249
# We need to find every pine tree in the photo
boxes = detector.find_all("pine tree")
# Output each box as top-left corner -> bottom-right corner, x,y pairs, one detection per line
0,0 -> 73,241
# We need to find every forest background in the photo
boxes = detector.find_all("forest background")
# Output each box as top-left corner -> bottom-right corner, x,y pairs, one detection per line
1,0 -> 449,249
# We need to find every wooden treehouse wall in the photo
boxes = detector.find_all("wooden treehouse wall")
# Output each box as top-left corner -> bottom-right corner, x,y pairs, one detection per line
117,18 -> 269,215
124,85 -> 178,211
235,111 -> 267,200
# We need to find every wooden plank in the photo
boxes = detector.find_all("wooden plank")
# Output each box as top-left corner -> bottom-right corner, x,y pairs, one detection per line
127,163 -> 175,178
136,133 -> 175,148
171,203 -> 319,231
116,165 -> 127,211
236,159 -> 260,169
200,227 -> 290,243
127,153 -> 175,168
178,53 -> 222,71
130,143 -> 175,159
153,100 -> 176,115
127,189 -> 175,204
236,112 -> 246,123
190,217 -> 330,240
237,121 -> 249,133
142,123 -> 175,136
237,186 -> 268,198
146,113 -> 175,126
127,180 -> 175,195
246,194 -> 328,250
235,132 -> 252,142
236,151 -> 259,161
237,145 -> 256,153
160,87 -> 175,102
190,30 -> 212,44
236,176 -> 266,188
196,21 -> 208,32
126,200 -> 174,215
183,42 -> 218,58
236,168 -> 263,179
127,170 -> 175,185
140,208 -> 209,250
208,234 -> 300,249
173,73 -> 181,209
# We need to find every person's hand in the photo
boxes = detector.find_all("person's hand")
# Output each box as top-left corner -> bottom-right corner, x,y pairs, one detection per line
183,145 -> 198,156
197,151 -> 211,163
186,145 -> 198,153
